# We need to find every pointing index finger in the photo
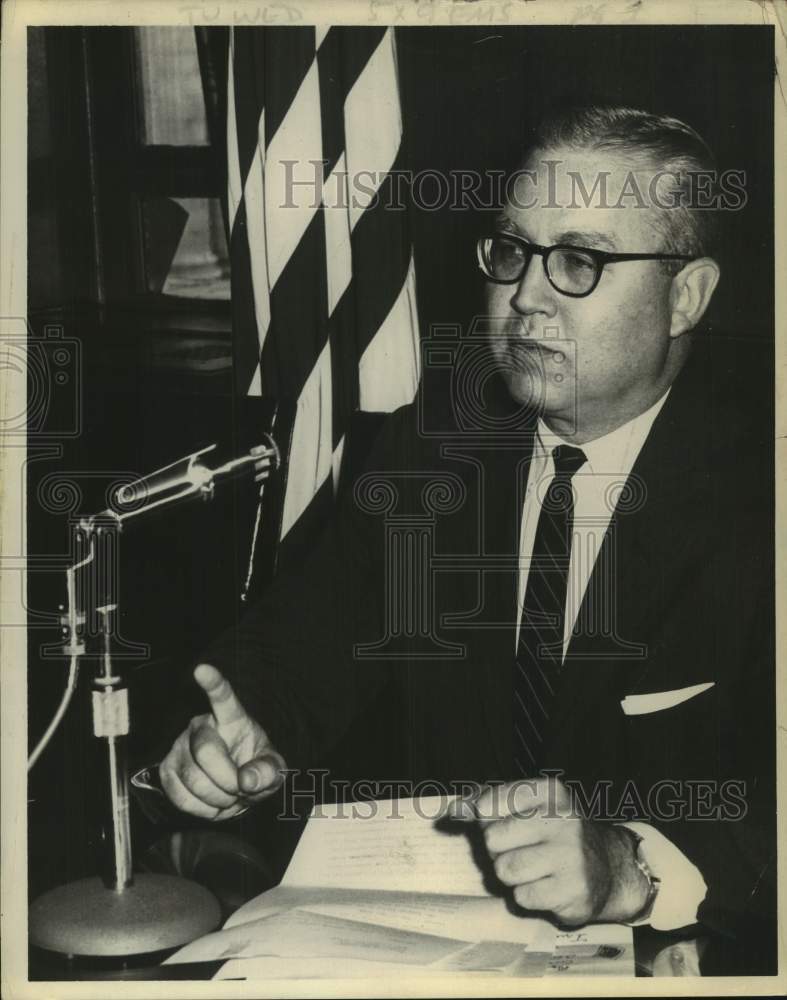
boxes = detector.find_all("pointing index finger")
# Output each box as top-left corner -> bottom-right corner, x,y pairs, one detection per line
193,663 -> 248,726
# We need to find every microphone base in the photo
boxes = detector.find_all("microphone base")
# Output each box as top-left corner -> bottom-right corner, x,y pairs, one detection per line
29,873 -> 221,958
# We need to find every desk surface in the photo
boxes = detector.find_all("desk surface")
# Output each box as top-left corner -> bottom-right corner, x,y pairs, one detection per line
29,826 -> 763,980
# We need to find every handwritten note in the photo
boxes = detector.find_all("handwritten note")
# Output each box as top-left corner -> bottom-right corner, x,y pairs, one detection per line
166,795 -> 633,978
279,796 -> 490,896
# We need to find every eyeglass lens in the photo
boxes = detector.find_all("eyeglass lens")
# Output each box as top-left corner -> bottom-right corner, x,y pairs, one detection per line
483,236 -> 600,295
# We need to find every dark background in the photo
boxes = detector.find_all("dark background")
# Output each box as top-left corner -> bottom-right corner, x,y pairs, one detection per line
27,25 -> 774,904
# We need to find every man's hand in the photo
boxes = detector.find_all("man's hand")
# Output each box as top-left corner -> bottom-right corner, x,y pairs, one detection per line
453,777 -> 650,926
160,663 -> 286,820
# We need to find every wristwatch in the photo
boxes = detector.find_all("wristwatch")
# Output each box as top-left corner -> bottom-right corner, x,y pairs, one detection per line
619,825 -> 661,924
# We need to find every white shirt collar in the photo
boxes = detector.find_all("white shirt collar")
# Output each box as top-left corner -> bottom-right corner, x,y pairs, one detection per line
534,389 -> 671,477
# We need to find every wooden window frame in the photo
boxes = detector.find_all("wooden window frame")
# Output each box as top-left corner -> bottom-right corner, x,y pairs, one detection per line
30,26 -> 230,330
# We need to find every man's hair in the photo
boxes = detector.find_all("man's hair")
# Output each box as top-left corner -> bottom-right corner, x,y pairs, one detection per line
526,104 -> 720,271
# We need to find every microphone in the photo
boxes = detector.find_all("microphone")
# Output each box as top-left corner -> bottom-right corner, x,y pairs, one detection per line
81,435 -> 280,529
28,431 -> 282,958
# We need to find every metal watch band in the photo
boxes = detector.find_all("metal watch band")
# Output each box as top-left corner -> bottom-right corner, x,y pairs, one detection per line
618,825 -> 661,924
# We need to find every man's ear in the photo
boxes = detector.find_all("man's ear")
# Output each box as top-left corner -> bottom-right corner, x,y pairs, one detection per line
669,258 -> 721,338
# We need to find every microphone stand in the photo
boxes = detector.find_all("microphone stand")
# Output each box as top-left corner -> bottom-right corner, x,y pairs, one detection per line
28,436 -> 279,960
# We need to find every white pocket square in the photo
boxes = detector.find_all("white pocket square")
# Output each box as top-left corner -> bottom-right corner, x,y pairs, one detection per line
620,682 -> 715,716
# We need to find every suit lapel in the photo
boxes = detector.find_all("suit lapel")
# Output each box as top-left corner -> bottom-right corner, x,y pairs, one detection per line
438,431 -> 534,781
477,435 -> 535,779
547,352 -> 718,751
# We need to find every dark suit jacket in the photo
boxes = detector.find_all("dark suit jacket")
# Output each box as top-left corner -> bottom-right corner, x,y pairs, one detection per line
205,335 -> 775,963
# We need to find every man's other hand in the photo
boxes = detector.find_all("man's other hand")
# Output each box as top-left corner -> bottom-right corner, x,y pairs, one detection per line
160,663 -> 286,820
452,777 -> 650,926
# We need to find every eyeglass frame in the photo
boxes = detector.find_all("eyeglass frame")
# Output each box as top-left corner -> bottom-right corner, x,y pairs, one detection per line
476,231 -> 695,298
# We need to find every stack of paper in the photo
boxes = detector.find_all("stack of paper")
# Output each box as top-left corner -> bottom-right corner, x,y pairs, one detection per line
166,796 -> 633,980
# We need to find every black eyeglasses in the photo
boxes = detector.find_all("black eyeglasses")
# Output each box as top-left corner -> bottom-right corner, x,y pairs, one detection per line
477,232 -> 694,297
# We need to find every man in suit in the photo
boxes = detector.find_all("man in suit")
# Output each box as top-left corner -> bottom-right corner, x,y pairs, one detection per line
160,106 -> 775,967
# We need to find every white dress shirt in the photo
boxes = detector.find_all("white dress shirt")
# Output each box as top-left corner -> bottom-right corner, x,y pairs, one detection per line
515,391 -> 707,930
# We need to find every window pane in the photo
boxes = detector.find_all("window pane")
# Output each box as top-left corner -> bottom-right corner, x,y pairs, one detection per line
135,27 -> 209,146
161,197 -> 230,300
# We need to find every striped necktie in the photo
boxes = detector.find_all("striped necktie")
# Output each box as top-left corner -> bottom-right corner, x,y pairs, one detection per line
514,443 -> 587,776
